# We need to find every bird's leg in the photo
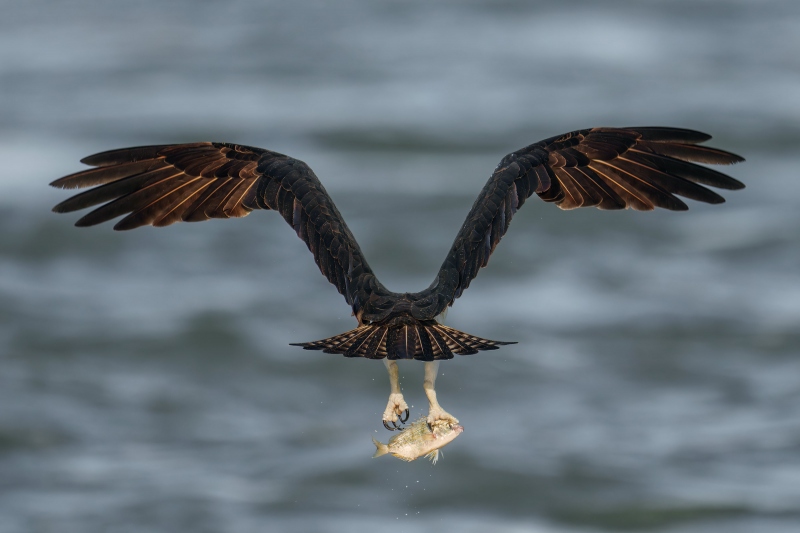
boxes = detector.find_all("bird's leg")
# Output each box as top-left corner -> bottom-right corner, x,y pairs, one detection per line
423,360 -> 459,432
382,359 -> 409,430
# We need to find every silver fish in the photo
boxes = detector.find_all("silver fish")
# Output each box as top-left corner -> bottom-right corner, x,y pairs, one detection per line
371,418 -> 463,464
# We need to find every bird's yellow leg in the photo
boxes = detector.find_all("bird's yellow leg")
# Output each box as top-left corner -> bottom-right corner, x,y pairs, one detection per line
423,360 -> 459,432
382,359 -> 409,430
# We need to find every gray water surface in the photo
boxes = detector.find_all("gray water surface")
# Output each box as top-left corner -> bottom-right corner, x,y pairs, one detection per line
2,1 -> 799,532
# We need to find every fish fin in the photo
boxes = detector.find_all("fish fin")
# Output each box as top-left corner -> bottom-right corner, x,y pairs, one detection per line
426,449 -> 440,464
372,437 -> 389,458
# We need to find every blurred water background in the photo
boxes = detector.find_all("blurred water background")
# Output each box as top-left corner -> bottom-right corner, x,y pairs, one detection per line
2,0 -> 800,532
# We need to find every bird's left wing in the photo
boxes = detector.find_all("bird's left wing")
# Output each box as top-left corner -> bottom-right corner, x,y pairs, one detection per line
51,143 -> 376,309
429,127 -> 745,310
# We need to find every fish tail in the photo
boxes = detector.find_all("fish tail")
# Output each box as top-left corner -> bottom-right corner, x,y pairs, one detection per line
372,437 -> 389,458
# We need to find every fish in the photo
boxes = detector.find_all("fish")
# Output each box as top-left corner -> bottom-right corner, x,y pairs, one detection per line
371,418 -> 463,464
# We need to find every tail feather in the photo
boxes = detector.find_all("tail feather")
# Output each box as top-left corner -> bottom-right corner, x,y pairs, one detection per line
291,320 -> 515,360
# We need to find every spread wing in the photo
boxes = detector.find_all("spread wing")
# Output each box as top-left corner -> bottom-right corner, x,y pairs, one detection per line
432,127 -> 745,308
50,142 -> 376,311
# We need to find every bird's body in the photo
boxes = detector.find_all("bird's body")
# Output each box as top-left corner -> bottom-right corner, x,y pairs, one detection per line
51,126 -> 744,432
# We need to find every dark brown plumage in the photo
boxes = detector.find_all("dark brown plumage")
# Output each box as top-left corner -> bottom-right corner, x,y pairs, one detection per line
51,127 -> 744,360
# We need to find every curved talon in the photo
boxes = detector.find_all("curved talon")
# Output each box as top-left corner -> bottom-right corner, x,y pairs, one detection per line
382,391 -> 408,432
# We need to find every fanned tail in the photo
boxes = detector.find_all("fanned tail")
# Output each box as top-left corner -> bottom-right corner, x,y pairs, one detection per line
291,319 -> 515,360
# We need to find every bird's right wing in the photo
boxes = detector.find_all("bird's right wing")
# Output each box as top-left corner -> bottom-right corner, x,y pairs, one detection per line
430,127 -> 745,310
51,142 -> 377,312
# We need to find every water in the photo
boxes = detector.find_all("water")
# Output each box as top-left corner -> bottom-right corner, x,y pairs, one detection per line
2,1 -> 800,531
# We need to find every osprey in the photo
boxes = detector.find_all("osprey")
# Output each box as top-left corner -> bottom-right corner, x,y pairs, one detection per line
51,127 -> 744,432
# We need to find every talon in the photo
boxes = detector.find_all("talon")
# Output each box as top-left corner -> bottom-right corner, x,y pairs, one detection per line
382,392 -> 409,432
427,406 -> 459,433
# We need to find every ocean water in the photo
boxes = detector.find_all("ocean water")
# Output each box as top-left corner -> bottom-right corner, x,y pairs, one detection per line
1,1 -> 800,532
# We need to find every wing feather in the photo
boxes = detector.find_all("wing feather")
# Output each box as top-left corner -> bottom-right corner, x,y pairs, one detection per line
152,181 -> 216,227
74,172 -> 189,227
427,127 -> 744,312
51,142 -> 377,313
118,177 -> 207,230
52,166 -> 179,213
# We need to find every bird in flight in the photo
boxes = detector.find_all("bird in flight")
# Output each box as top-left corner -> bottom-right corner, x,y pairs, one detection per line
51,127 -> 744,432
